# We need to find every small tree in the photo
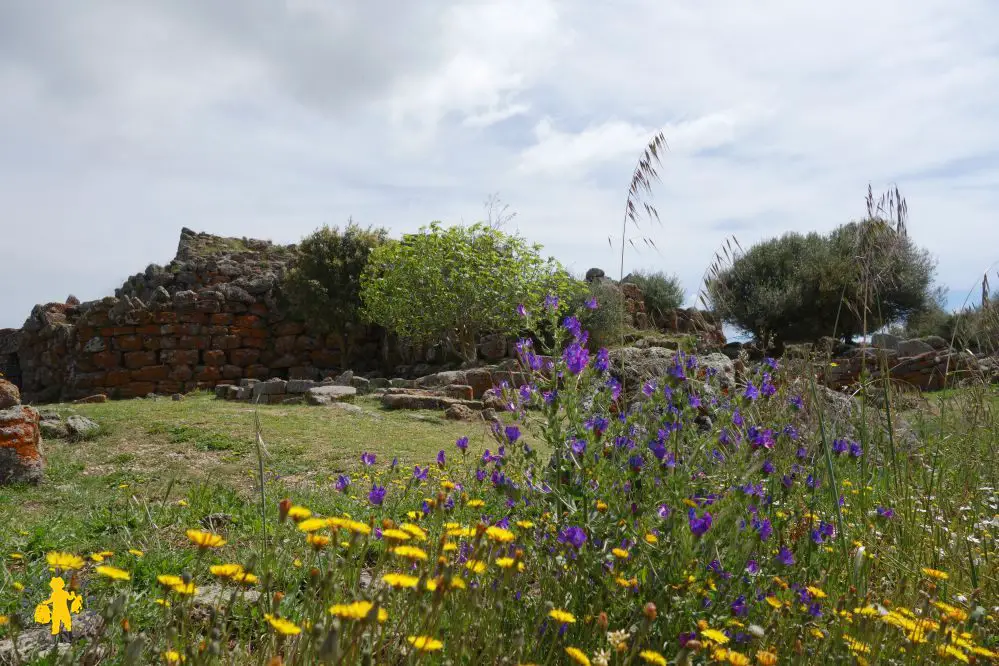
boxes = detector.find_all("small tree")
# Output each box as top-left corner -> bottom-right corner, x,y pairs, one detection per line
623,270 -> 685,321
283,222 -> 388,336
708,220 -> 934,346
360,222 -> 577,362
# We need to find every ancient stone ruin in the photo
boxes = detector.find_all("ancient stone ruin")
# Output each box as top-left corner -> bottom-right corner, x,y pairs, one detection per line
0,376 -> 43,485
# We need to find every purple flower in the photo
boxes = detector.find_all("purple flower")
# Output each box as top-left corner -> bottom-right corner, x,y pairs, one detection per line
776,547 -> 795,566
585,296 -> 599,310
761,373 -> 777,397
764,357 -> 779,370
570,438 -> 587,456
689,393 -> 702,409
563,342 -> 590,375
731,595 -> 748,617
756,518 -> 773,541
368,484 -> 386,506
563,315 -> 583,339
808,602 -> 823,618
413,465 -> 429,482
876,506 -> 894,519
335,474 -> 350,492
558,526 -> 587,549
475,468 -> 487,482
361,451 -> 376,466
606,377 -> 622,401
732,409 -> 744,427
544,295 -> 559,311
790,395 -> 804,410
516,303 -> 528,317
688,508 -> 712,537
849,442 -> 863,458
628,454 -> 644,472
437,450 -> 446,467
657,504 -> 672,519
745,559 -> 760,575
456,436 -> 469,453
505,425 -> 521,443
743,382 -> 760,401
761,459 -> 775,475
642,381 -> 656,397
795,446 -> 808,459
832,439 -> 848,455
593,347 -> 610,372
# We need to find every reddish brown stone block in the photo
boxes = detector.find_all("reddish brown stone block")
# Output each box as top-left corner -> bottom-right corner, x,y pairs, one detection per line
233,314 -> 262,329
168,365 -> 194,382
156,381 -> 184,394
228,348 -> 260,366
105,369 -> 131,387
245,364 -> 270,379
178,335 -> 210,350
203,350 -> 226,366
136,325 -> 160,335
124,351 -> 157,369
132,365 -> 169,382
154,311 -> 178,324
195,365 -> 222,382
161,349 -> 199,365
275,322 -> 305,337
142,336 -> 163,351
207,325 -> 229,335
113,335 -> 143,352
221,364 -> 243,380
92,351 -> 122,369
274,335 -> 297,354
176,323 -> 203,336
127,382 -> 157,396
178,312 -> 208,325
249,303 -> 268,316
111,326 -> 136,336
210,313 -> 234,325
310,349 -> 341,367
242,337 -> 266,349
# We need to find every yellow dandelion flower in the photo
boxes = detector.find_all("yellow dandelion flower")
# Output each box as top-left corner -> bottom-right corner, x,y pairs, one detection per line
772,576 -> 789,590
393,545 -> 428,561
921,567 -> 949,580
46,551 -> 85,570
937,645 -> 969,663
611,548 -> 629,559
933,602 -> 968,622
399,523 -> 427,540
95,565 -> 131,581
154,598 -> 171,607
8,553 -> 23,560
128,549 -> 144,558
382,573 -> 419,589
496,557 -> 515,569
701,628 -> 730,645
725,650 -> 750,666
344,519 -> 371,535
172,581 -> 197,596
185,530 -> 225,549
447,526 -> 475,538
810,628 -> 826,640
486,526 -> 515,543
12,582 -> 24,591
764,596 -> 783,610
565,647 -> 591,666
465,560 -> 487,574
296,518 -> 328,533
755,650 -> 777,665
615,576 -> 638,588
806,586 -> 827,599
516,520 -> 535,529
382,529 -> 411,542
177,499 -> 189,507
843,635 -> 871,654
639,649 -> 668,665
287,505 -> 312,521
407,635 -> 443,652
448,576 -> 467,590
162,650 -> 185,663
441,480 -> 456,490
329,600 -> 388,623
232,572 -> 259,584
210,564 -> 244,578
264,613 -> 301,636
467,499 -> 485,508
549,609 -> 576,624
596,500 -> 608,512
644,533 -> 658,544
307,533 -> 331,549
970,646 -> 998,659
442,542 -> 458,553
0,616 -> 8,626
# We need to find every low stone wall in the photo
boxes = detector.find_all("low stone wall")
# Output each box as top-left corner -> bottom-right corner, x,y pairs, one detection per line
822,346 -> 981,391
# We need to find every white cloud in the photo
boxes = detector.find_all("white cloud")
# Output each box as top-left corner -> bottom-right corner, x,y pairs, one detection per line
1,0 -> 998,328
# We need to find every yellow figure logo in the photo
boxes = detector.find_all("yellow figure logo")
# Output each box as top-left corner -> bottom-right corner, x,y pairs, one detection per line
34,577 -> 83,634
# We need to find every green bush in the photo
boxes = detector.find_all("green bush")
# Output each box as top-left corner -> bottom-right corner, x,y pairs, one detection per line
360,222 -> 578,362
622,270 -> 685,320
282,223 -> 388,335
575,280 -> 626,349
708,219 -> 934,346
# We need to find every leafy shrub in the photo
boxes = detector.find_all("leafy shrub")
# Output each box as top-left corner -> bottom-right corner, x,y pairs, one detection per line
282,223 -> 388,335
360,222 -> 578,362
574,280 -> 626,349
623,270 -> 685,319
708,219 -> 934,346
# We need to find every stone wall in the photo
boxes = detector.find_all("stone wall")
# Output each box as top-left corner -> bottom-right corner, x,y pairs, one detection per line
0,329 -> 20,387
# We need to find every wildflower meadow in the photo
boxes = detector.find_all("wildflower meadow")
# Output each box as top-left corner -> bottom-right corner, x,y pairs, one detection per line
1,299 -> 996,665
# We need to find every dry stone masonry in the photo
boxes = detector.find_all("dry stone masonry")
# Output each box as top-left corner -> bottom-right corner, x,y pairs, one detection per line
0,377 -> 43,485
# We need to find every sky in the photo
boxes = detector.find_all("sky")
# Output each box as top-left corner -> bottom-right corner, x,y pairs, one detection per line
2,0 -> 998,329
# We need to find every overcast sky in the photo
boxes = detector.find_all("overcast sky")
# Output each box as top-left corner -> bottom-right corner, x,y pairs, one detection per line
2,1 -> 998,329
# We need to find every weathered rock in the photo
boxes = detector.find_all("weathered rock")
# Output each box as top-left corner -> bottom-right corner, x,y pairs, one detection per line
369,377 -> 390,389
445,403 -> 477,421
698,353 -> 736,389
585,267 -> 606,282
329,402 -> 363,414
0,378 -> 19,409
251,379 -> 287,400
39,419 -> 69,439
871,333 -> 901,351
443,384 -> 474,401
389,378 -> 415,389
632,336 -> 680,350
72,394 -> 108,404
381,392 -> 482,411
0,611 -> 103,664
66,415 -> 100,439
350,376 -> 371,393
333,370 -> 354,386
306,385 -> 357,405
0,405 -> 44,485
478,334 -> 507,361
285,379 -> 317,394
897,339 -> 935,357
920,335 -> 950,351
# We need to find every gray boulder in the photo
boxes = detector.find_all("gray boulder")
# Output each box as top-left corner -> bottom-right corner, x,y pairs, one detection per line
871,333 -> 901,351
305,385 -> 357,406
897,339 -> 935,357
66,415 -> 100,439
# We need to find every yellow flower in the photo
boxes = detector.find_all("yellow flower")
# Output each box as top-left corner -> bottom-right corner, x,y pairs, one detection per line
95,565 -> 131,581
393,545 -> 428,561
596,500 -> 608,512
806,586 -> 827,599
185,530 -> 226,549
177,499 -> 189,507
8,553 -> 23,560
12,582 -> 23,591
264,613 -> 301,636
611,548 -> 629,559
89,551 -> 113,562
407,635 -> 443,652
843,635 -> 871,654
296,517 -> 327,533
615,577 -> 638,588
639,649 -> 667,665
701,628 -> 730,645
231,572 -> 258,585
344,519 -> 371,535
171,581 -> 197,596
442,542 -> 458,553
921,567 -> 949,580
465,560 -> 487,574
516,520 -> 535,529
287,505 -> 312,521
306,533 -> 331,549
496,557 -> 515,569
486,526 -> 515,543
937,645 -> 969,663
467,499 -> 485,508
162,650 -> 185,663
154,598 -> 171,607
441,480 -> 456,490
210,564 -> 244,578
810,628 -> 826,640
329,600 -> 388,623
382,573 -> 419,589
46,551 -> 85,570
447,526 -> 475,538
382,529 -> 411,542
549,609 -> 576,624
764,596 -> 783,610
0,616 -> 8,626
725,650 -> 751,666
400,523 -> 427,541
644,533 -> 658,544
128,549 -> 144,558
565,647 -> 591,666
933,602 -> 968,622
755,650 -> 778,665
